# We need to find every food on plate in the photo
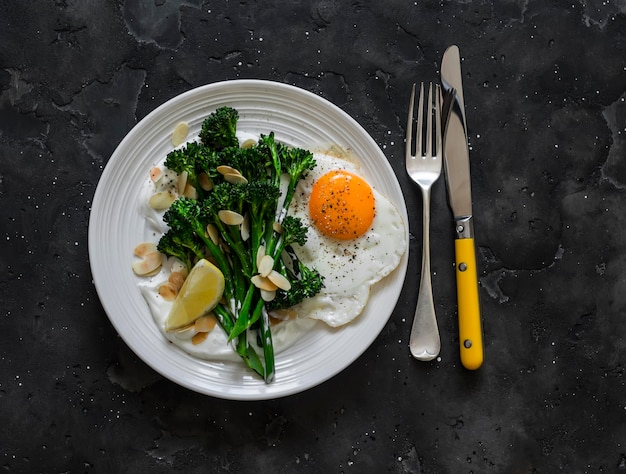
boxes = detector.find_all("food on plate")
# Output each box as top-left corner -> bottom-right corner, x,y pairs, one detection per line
308,169 -> 376,240
139,107 -> 323,383
287,153 -> 406,327
164,258 -> 225,332
131,242 -> 162,276
171,121 -> 189,147
133,106 -> 407,382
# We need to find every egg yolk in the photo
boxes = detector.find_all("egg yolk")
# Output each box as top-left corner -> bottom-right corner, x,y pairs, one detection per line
308,170 -> 376,240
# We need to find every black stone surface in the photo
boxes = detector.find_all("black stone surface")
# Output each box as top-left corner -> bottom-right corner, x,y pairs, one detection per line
2,1 -> 626,472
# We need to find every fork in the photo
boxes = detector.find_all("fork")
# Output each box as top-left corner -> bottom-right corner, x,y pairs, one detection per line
406,82 -> 442,361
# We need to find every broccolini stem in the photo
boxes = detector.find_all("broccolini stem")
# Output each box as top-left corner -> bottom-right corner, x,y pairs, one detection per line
259,306 -> 275,383
228,282 -> 257,341
235,329 -> 265,378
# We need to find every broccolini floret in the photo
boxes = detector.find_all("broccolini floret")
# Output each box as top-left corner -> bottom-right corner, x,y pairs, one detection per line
267,256 -> 324,311
164,141 -> 212,197
199,106 -> 239,150
266,216 -> 324,310
157,227 -> 204,272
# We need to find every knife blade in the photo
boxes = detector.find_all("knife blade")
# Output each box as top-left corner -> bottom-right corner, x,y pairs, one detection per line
440,45 -> 484,370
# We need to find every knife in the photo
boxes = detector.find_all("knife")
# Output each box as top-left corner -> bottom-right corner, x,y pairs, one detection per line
440,45 -> 484,370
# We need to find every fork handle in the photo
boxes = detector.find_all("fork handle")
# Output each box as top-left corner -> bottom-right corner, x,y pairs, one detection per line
454,238 -> 484,370
409,189 -> 441,360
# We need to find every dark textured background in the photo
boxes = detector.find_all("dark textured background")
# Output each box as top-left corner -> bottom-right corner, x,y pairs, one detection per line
2,1 -> 625,472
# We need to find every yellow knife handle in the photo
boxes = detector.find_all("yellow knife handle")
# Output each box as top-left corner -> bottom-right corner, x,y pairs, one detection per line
454,237 -> 484,370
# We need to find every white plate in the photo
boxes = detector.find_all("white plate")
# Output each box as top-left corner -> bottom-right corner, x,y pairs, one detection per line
89,79 -> 409,400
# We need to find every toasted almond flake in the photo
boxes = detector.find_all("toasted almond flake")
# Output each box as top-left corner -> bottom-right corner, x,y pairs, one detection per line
149,191 -> 176,210
261,289 -> 276,302
256,245 -> 266,269
207,224 -> 220,245
183,183 -> 198,199
241,213 -> 250,241
217,165 -> 241,176
273,221 -> 284,234
219,209 -> 244,226
177,171 -> 188,195
198,172 -> 213,191
224,173 -> 248,185
258,255 -> 274,277
168,271 -> 186,291
134,242 -> 157,257
150,167 -> 162,183
171,121 -> 189,146
191,331 -> 209,345
132,251 -> 162,276
268,270 -> 291,291
158,282 -> 178,301
251,274 -> 278,291
241,138 -> 256,149
194,314 -> 217,333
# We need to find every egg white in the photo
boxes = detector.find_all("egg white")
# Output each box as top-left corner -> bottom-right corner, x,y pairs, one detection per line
286,153 -> 407,327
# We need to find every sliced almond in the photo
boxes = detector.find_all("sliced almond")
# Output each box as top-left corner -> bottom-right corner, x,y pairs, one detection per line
218,210 -> 244,226
273,221 -> 284,234
224,173 -> 248,185
206,223 -> 220,245
168,271 -> 186,291
217,165 -> 241,176
194,314 -> 217,333
191,331 -> 209,345
267,270 -> 291,291
241,213 -> 250,241
261,289 -> 276,302
149,191 -> 176,210
150,167 -> 162,183
258,255 -> 274,277
134,242 -> 157,258
158,282 -> 178,301
198,172 -> 213,192
183,183 -> 198,199
171,121 -> 189,146
177,171 -> 188,195
132,250 -> 162,276
241,138 -> 256,149
251,275 -> 278,292
256,245 -> 266,270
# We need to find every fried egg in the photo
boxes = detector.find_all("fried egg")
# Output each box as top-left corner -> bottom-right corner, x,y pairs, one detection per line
286,153 -> 407,327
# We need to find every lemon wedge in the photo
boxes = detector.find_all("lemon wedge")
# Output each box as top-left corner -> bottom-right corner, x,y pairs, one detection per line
165,259 -> 225,332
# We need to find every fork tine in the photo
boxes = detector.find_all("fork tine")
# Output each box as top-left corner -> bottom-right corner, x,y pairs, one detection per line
405,83 -> 415,160
425,83 -> 432,159
416,82 -> 425,159
435,84 -> 442,158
